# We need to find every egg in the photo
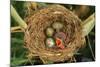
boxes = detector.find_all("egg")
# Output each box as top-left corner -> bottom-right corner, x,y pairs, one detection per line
52,22 -> 63,30
46,27 -> 54,37
46,38 -> 55,48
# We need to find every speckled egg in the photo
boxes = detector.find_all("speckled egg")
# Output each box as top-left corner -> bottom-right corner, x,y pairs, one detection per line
46,38 -> 55,48
52,22 -> 63,30
46,27 -> 54,37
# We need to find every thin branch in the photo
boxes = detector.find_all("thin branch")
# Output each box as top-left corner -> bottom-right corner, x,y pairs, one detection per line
87,36 -> 95,60
39,57 -> 47,64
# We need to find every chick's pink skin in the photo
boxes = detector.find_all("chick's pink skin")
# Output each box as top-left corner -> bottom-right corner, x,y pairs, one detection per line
56,38 -> 65,49
55,32 -> 66,41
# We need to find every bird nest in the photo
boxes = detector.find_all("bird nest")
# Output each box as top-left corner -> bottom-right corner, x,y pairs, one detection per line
24,5 -> 85,63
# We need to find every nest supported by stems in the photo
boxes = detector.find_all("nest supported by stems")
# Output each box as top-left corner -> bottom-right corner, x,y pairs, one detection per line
24,5 -> 85,63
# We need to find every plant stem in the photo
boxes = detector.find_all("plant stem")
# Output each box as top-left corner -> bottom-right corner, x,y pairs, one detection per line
82,13 -> 95,36
87,36 -> 95,60
11,5 -> 27,30
11,26 -> 23,33
11,26 -> 21,31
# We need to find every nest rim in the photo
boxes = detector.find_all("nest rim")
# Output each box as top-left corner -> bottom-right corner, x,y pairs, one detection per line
24,5 -> 85,62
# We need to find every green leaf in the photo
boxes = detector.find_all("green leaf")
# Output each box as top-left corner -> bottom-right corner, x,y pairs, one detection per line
82,13 -> 95,36
11,5 -> 27,29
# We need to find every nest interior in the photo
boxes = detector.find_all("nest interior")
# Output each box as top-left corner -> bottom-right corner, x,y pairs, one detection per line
24,5 -> 85,62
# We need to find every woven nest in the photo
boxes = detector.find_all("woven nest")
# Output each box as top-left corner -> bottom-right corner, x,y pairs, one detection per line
24,5 -> 85,63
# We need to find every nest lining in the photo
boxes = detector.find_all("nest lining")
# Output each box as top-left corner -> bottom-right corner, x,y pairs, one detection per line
24,5 -> 85,62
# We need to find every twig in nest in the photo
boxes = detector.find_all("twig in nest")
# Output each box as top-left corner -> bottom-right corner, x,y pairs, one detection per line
28,58 -> 34,65
68,56 -> 76,63
39,57 -> 47,64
